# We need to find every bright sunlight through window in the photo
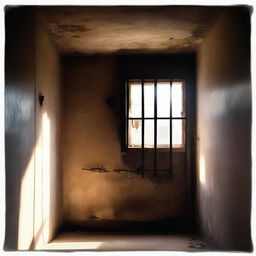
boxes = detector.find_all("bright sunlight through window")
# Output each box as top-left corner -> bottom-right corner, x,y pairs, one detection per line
128,80 -> 185,149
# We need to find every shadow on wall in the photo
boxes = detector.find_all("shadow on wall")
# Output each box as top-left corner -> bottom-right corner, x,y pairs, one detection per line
4,7 -> 36,250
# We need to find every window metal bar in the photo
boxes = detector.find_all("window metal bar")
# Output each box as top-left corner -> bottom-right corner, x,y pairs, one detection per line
126,81 -> 129,148
141,79 -> 145,178
170,80 -> 173,179
142,169 -> 172,172
128,117 -> 186,120
154,79 -> 157,177
127,78 -> 186,179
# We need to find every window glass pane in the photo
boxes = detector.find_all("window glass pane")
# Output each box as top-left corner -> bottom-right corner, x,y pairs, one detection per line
157,119 -> 170,148
172,81 -> 184,117
128,119 -> 142,148
129,82 -> 141,118
172,119 -> 185,148
157,81 -> 170,117
144,82 -> 154,118
144,119 -> 154,148
127,80 -> 185,150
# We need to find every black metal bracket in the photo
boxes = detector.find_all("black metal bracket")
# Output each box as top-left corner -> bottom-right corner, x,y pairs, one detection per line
39,92 -> 44,107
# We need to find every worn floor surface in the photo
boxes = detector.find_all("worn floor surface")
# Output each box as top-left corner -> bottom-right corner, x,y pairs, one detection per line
44,232 -> 210,251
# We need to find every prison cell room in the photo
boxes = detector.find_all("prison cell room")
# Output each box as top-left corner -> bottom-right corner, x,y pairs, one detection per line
4,5 -> 253,252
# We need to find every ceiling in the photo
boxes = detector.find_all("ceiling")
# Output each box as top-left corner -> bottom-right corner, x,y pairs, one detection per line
37,6 -> 222,55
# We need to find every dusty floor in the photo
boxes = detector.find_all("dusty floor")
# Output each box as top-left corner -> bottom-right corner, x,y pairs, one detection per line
44,232 -> 210,251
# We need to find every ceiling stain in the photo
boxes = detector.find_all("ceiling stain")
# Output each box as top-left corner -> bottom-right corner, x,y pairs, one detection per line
47,22 -> 89,39
36,6 -> 223,55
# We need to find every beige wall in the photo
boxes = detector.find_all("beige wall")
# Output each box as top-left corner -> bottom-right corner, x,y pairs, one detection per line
34,17 -> 63,246
61,56 -> 190,225
196,7 -> 252,250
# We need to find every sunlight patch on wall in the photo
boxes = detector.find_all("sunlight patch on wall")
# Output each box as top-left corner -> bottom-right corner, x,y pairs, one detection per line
33,111 -> 52,249
199,154 -> 206,185
18,111 -> 52,250
41,112 -> 51,243
18,153 -> 35,249
34,122 -> 44,249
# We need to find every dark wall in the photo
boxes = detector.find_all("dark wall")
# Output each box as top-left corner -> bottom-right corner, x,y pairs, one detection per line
120,54 -> 196,78
196,7 -> 252,251
120,55 -> 197,229
4,7 -> 35,250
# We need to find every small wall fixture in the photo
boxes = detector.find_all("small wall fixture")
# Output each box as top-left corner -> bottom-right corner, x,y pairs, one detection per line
39,92 -> 44,106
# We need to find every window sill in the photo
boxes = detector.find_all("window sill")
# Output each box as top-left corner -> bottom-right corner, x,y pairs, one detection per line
127,148 -> 185,153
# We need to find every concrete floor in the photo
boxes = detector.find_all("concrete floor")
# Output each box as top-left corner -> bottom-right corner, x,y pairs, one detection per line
45,232 -> 210,251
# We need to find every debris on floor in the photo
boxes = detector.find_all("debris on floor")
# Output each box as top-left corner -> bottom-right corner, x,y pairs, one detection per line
189,237 -> 209,249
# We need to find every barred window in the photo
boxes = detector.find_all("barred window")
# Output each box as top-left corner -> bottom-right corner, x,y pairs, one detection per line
127,79 -> 186,149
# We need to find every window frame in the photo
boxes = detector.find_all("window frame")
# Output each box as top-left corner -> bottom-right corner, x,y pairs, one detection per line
126,78 -> 186,152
